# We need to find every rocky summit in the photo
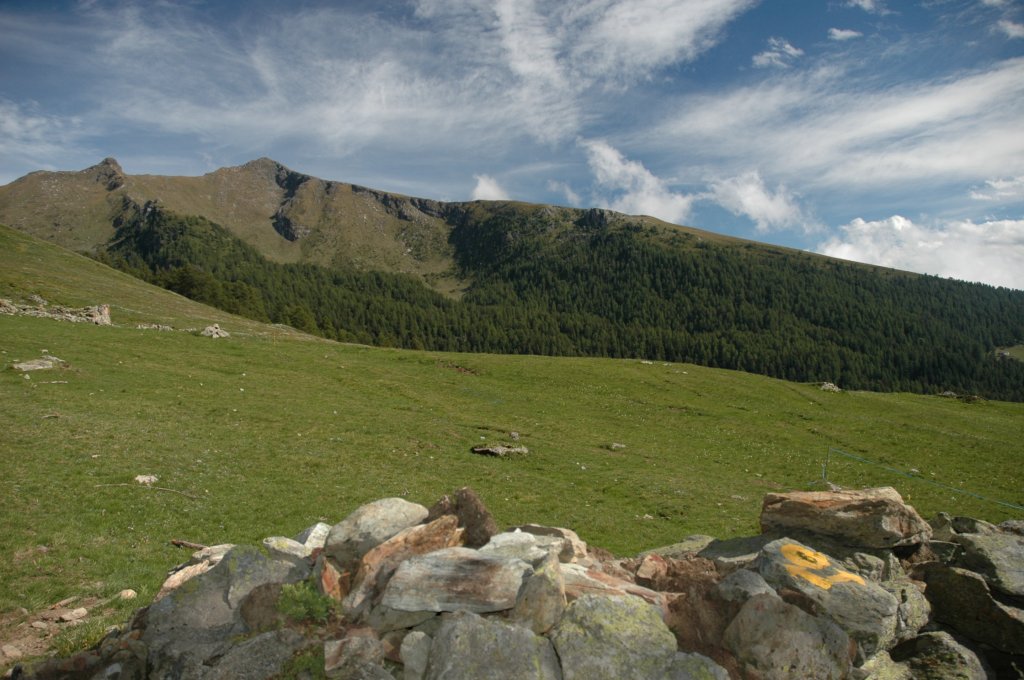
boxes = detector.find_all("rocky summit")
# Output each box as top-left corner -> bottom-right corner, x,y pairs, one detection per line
10,487 -> 1023,679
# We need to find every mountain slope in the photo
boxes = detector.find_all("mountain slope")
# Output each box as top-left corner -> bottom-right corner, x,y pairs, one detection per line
2,159 -> 1023,400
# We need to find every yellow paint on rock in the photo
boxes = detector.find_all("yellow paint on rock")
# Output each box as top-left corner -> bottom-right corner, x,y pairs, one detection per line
780,543 -> 865,590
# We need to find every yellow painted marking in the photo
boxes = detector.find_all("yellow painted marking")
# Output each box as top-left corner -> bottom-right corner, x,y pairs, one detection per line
780,543 -> 865,590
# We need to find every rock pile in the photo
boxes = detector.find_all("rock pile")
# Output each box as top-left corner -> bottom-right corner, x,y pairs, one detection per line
0,298 -> 110,326
12,486 -> 1023,679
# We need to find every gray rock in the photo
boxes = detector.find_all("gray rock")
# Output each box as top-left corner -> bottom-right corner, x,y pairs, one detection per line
760,487 -> 932,548
859,650 -> 913,679
399,631 -> 431,680
511,551 -> 566,634
424,610 -> 560,679
325,634 -> 393,679
141,544 -> 310,679
697,534 -> 774,570
999,519 -> 1024,536
669,651 -> 730,680
953,532 -> 1024,597
262,535 -> 310,558
890,631 -> 987,680
641,535 -> 716,559
882,579 -> 930,643
550,594 -> 676,680
381,547 -> 532,614
205,629 -> 312,680
480,530 -> 550,565
325,498 -> 429,571
295,521 -> 332,551
723,593 -> 852,679
364,603 -> 436,633
715,568 -> 776,603
513,525 -> 588,563
756,538 -> 898,660
917,562 -> 1024,655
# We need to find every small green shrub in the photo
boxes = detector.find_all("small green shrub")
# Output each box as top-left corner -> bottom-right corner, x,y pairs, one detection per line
277,580 -> 334,624
279,646 -> 326,680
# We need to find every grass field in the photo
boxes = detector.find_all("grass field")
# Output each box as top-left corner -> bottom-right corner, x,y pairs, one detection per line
2,223 -> 1023,662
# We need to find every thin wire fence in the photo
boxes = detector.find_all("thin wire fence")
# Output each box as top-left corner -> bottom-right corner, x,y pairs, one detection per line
811,447 -> 1024,513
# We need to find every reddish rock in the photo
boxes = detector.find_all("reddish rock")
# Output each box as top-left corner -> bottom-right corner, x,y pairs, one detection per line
314,554 -> 350,602
343,514 -> 464,618
560,563 -> 667,616
760,487 -> 932,548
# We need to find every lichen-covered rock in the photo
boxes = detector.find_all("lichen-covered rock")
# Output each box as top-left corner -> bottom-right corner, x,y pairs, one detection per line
399,630 -> 431,680
511,551 -> 566,634
514,525 -> 588,563
204,629 -> 313,680
381,547 -> 531,614
550,594 -> 677,680
917,562 -> 1024,655
952,532 -> 1024,598
141,544 -> 310,679
480,530 -> 550,565
756,538 -> 898,659
669,651 -> 730,680
424,611 -> 560,679
723,593 -> 853,679
324,498 -> 429,571
889,631 -> 987,680
262,535 -> 310,558
295,521 -> 332,551
881,579 -> 930,643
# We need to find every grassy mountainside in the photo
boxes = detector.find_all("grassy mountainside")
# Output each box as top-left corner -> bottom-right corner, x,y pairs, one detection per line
2,224 -> 1022,631
2,160 -> 1023,401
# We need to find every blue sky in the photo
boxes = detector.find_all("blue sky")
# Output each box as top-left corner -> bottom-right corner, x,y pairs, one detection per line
2,0 -> 1023,289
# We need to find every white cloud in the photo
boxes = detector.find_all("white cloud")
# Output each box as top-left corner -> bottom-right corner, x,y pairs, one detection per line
707,171 -> 817,233
654,57 -> 1024,191
582,139 -> 694,223
828,28 -> 863,41
970,176 -> 1024,201
472,174 -> 510,200
547,179 -> 582,206
845,0 -> 888,14
752,37 -> 804,68
818,215 -> 1024,289
998,19 -> 1024,39
0,99 -> 84,174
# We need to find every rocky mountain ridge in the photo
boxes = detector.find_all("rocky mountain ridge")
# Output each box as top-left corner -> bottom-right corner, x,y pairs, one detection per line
9,487 -> 1023,679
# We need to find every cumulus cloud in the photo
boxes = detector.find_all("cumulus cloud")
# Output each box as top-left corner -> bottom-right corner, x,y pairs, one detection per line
752,37 -> 804,68
472,174 -> 511,200
970,176 -> 1024,201
818,215 -> 1024,289
998,19 -> 1024,39
828,28 -> 863,41
582,139 -> 694,223
707,171 -> 817,233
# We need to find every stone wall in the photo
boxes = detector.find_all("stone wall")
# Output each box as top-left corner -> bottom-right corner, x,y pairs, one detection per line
12,487 -> 1023,679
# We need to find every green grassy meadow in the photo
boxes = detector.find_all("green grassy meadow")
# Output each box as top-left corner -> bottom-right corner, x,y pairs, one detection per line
2,223 -> 1023,658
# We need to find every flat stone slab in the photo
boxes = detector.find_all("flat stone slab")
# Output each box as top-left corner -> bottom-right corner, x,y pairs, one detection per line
381,547 -> 531,614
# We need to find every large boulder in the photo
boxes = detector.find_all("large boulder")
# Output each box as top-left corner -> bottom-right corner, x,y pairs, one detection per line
140,544 -> 311,679
756,538 -> 899,659
889,631 -> 987,680
952,532 -> 1024,598
722,593 -> 853,679
324,498 -> 429,571
343,515 -> 464,620
916,562 -> 1024,655
760,487 -> 932,548
380,547 -> 532,614
549,594 -> 677,680
423,611 -> 561,679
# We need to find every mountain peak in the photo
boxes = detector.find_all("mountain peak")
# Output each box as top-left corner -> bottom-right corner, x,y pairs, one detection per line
80,157 -> 125,191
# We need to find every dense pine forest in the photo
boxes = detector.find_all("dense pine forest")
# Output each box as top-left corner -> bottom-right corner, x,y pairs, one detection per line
95,199 -> 1024,401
